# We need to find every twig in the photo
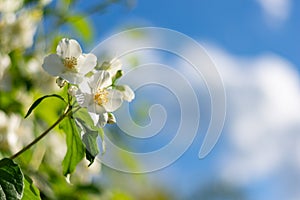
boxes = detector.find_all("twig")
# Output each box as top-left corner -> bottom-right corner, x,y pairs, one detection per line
10,105 -> 73,160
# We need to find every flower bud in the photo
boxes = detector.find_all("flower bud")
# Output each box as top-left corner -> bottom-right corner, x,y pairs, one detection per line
107,113 -> 116,124
56,77 -> 66,88
114,70 -> 123,80
68,86 -> 78,96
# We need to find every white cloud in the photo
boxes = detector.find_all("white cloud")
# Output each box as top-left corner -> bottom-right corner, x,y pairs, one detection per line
203,44 -> 300,199
256,0 -> 291,25
92,28 -> 300,198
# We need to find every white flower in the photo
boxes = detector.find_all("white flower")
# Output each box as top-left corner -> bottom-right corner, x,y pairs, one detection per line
107,59 -> 122,77
0,0 -> 23,13
76,71 -> 123,127
0,9 -> 41,52
99,59 -> 134,102
98,59 -> 122,77
42,38 -> 97,84
116,85 -> 135,102
16,10 -> 42,49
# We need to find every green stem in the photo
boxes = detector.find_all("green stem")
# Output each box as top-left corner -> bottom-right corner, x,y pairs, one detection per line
10,105 -> 73,160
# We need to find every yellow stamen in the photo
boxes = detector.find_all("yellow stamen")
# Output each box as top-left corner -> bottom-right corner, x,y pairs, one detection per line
94,89 -> 109,106
63,56 -> 77,71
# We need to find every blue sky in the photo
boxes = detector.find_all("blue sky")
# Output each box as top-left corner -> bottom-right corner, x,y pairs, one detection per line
90,0 -> 300,68
76,0 -> 300,199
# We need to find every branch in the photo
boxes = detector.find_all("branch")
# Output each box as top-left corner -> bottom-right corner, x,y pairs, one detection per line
9,105 -> 73,160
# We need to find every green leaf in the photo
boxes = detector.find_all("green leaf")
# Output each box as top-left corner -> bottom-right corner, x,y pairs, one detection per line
67,15 -> 93,42
74,109 -> 105,153
60,117 -> 85,176
0,91 -> 24,115
73,108 -> 95,128
62,0 -> 74,7
25,94 -> 66,118
22,175 -> 40,200
76,118 -> 99,166
0,158 -> 24,200
83,132 -> 99,167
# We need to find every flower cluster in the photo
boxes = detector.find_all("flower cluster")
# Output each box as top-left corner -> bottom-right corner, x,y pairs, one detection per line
0,0 -> 44,53
0,0 -> 48,81
42,38 -> 134,127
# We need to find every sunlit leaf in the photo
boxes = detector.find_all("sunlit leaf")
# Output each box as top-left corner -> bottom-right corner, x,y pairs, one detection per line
62,0 -> 74,7
0,158 -> 24,200
73,108 -> 95,128
67,15 -> 93,43
22,175 -> 41,200
60,117 -> 85,176
50,36 -> 64,52
25,94 -> 66,118
111,190 -> 133,200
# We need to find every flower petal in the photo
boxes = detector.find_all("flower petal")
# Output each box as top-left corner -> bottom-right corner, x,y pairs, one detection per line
88,112 -> 99,126
121,85 -> 135,102
42,54 -> 64,76
75,92 -> 92,107
89,71 -> 112,91
78,79 -> 91,94
108,59 -> 122,77
87,103 -> 106,114
102,89 -> 123,112
98,113 -> 108,127
56,38 -> 82,58
77,53 -> 97,75
60,71 -> 83,84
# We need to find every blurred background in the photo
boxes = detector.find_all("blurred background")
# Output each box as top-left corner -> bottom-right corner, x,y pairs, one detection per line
1,0 -> 300,199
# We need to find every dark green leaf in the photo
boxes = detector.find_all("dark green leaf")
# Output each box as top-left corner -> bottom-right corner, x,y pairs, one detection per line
22,175 -> 41,200
23,0 -> 39,5
76,118 -> 99,166
0,91 -> 24,115
60,117 -> 85,176
74,109 -> 105,153
0,158 -> 24,200
25,94 -> 66,118
75,183 -> 102,194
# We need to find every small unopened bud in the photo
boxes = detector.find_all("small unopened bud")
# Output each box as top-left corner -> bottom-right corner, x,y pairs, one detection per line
68,86 -> 78,96
56,77 -> 66,88
114,70 -> 123,80
107,113 -> 116,124
112,70 -> 123,84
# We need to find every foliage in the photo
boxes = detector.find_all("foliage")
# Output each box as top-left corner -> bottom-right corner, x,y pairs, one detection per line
22,175 -> 41,200
60,116 -> 85,176
0,0 -> 176,199
0,0 -> 137,199
0,158 -> 23,200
